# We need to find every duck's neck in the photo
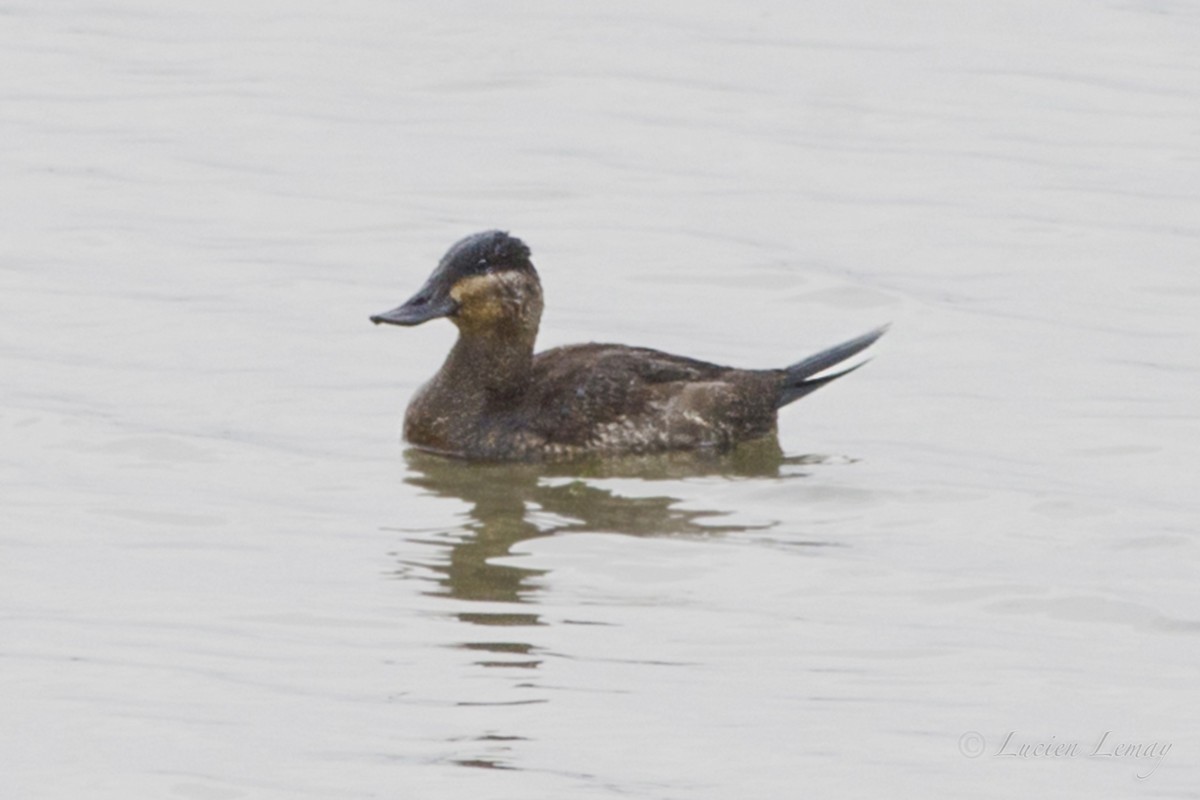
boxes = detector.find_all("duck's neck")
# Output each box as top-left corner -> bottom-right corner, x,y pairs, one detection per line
439,325 -> 537,404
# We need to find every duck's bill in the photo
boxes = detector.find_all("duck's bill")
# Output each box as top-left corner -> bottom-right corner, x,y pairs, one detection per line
370,293 -> 459,326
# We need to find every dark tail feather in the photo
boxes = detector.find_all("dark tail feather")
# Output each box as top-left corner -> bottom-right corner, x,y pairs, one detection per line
775,325 -> 889,408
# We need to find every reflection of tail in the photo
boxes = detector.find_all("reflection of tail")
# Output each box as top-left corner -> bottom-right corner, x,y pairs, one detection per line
775,325 -> 889,408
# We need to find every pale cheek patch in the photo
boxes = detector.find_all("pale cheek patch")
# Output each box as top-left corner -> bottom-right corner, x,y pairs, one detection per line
450,272 -> 539,326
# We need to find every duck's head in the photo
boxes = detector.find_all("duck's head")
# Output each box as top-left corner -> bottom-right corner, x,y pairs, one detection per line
371,231 -> 543,338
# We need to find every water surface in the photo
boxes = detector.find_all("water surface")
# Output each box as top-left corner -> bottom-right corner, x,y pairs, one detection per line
3,1 -> 1198,797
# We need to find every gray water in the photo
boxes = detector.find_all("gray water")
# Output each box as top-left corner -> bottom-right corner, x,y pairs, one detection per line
3,1 -> 1198,797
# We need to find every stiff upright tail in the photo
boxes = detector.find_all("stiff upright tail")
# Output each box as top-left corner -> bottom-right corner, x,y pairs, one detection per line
775,325 -> 889,408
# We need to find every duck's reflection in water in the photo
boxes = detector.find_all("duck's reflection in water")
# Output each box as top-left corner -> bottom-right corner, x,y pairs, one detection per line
392,442 -> 837,770
396,441 -> 834,615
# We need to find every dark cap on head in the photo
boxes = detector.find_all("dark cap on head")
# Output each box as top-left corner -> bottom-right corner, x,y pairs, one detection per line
439,230 -> 534,281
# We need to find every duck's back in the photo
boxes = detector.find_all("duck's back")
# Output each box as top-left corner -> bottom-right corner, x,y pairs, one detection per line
524,344 -> 783,455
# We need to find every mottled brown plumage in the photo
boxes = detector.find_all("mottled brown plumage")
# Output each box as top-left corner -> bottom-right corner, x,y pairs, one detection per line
371,231 -> 885,461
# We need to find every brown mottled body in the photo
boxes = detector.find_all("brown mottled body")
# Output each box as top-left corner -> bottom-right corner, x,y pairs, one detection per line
405,342 -> 786,459
373,231 -> 884,461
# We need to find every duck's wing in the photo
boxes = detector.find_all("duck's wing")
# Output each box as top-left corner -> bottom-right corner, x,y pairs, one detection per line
527,344 -> 775,448
531,343 -> 728,397
530,345 -> 715,425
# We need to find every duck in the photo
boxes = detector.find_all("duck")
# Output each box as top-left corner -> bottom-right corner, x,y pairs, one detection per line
371,230 -> 885,461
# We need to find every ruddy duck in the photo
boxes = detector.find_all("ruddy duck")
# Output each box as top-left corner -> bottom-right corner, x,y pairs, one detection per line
371,231 -> 885,460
